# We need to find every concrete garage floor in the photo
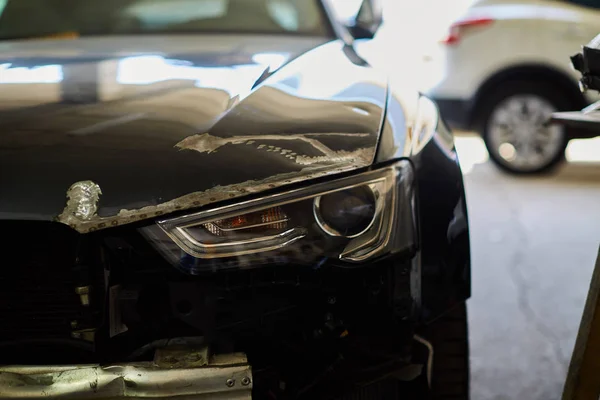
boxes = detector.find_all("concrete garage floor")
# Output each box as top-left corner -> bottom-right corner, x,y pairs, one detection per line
455,135 -> 600,399
361,2 -> 600,396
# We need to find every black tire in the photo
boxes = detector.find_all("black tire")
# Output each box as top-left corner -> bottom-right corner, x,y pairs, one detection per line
479,81 -> 571,174
419,302 -> 470,400
344,303 -> 471,400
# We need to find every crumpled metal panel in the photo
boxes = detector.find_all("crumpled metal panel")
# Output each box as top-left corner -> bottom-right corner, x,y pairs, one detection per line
0,39 -> 390,231
56,132 -> 374,234
58,180 -> 103,227
0,353 -> 252,399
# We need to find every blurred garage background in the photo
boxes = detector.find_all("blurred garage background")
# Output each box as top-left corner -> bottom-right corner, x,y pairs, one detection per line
348,0 -> 600,399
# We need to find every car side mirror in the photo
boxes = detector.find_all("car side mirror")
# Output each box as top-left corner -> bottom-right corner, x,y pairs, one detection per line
345,0 -> 383,40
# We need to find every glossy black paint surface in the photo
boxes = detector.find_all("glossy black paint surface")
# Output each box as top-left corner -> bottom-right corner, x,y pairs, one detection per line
379,85 -> 471,321
0,35 -> 387,223
0,33 -> 471,319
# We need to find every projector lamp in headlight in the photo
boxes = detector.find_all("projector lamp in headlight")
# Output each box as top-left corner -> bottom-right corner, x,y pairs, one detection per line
141,161 -> 416,274
314,186 -> 377,238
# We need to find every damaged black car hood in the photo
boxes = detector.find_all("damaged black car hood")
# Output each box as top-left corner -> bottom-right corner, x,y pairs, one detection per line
0,35 -> 390,232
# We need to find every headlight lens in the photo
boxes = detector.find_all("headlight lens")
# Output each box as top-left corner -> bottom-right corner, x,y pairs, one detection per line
314,186 -> 377,237
141,160 -> 415,274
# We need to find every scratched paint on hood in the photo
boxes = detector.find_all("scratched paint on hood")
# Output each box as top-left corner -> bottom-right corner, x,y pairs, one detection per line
175,132 -> 373,163
57,133 -> 376,233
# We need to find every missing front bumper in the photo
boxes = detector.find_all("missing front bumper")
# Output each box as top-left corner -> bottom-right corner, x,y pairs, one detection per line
0,353 -> 252,399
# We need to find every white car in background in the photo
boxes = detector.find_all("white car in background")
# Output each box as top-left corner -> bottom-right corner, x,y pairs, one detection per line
424,0 -> 600,174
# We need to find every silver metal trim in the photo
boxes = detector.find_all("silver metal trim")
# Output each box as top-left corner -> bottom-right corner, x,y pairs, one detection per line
157,162 -> 409,262
0,354 -> 252,399
170,226 -> 307,259
208,216 -> 289,232
582,100 -> 600,114
486,94 -> 564,171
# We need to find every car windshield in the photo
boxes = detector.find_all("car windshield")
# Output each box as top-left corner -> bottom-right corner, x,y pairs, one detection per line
0,0 -> 333,40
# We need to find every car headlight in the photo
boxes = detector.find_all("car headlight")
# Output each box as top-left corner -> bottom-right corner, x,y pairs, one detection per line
141,160 -> 415,274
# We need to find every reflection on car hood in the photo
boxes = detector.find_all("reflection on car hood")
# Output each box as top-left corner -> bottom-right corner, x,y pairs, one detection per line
0,35 -> 389,232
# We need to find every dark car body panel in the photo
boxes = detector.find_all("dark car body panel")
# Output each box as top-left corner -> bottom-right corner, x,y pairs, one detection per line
0,35 -> 389,230
0,34 -> 470,324
430,97 -> 473,131
378,86 -> 471,321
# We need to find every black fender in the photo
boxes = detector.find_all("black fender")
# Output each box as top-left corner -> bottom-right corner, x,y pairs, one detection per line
376,85 -> 471,323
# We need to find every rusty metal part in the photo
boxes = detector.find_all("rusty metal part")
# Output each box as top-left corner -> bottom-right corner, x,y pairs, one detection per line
0,353 -> 251,399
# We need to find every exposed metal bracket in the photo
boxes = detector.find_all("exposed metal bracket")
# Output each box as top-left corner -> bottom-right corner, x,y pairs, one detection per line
413,334 -> 434,388
0,351 -> 252,399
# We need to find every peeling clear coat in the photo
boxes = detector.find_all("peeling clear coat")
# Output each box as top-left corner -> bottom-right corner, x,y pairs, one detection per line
0,37 -> 389,230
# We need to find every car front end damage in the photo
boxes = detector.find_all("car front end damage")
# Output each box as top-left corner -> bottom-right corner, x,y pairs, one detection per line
0,157 -> 427,399
0,32 -> 470,397
0,352 -> 252,399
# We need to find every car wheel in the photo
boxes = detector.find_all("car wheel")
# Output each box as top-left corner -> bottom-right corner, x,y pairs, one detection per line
480,82 -> 570,174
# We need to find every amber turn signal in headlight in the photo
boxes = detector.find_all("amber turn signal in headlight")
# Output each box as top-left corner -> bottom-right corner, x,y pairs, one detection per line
202,207 -> 289,237
141,161 -> 415,274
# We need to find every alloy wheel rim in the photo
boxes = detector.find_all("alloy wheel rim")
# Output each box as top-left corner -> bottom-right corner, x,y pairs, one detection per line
487,94 -> 564,171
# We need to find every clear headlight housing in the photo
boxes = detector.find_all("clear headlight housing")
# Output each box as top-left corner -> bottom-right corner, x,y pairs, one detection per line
141,161 -> 415,274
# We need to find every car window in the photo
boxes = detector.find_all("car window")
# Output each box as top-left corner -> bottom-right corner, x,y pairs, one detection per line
0,0 -> 333,40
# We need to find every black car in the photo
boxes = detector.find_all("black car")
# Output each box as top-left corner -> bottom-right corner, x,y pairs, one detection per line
0,1 -> 471,399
